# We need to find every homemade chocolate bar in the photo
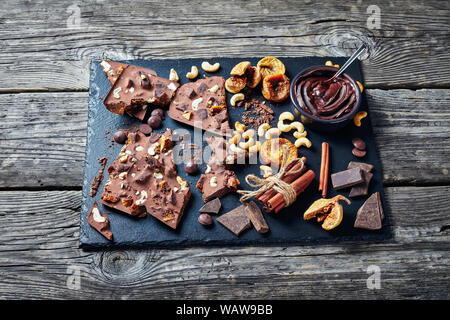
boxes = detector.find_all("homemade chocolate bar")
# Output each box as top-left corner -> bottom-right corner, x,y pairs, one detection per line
199,198 -> 222,214
347,162 -> 374,197
104,64 -> 179,121
87,202 -> 113,241
217,204 -> 252,236
244,201 -> 269,234
354,192 -> 384,230
168,77 -> 232,136
331,167 -> 364,190
195,168 -> 239,203
100,130 -> 191,229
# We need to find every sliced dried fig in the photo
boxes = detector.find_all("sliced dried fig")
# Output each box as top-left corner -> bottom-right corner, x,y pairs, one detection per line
230,61 -> 251,76
260,138 -> 298,167
225,75 -> 247,94
246,66 -> 261,88
257,56 -> 286,79
261,73 -> 290,102
303,195 -> 351,231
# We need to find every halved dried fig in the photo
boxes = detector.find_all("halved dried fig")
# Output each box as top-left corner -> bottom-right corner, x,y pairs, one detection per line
303,195 -> 351,231
246,66 -> 261,88
230,61 -> 251,76
257,56 -> 286,79
260,138 -> 298,167
261,73 -> 290,102
225,75 -> 247,93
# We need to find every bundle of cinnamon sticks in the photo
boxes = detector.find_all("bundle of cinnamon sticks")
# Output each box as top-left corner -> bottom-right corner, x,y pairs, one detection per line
256,157 -> 316,213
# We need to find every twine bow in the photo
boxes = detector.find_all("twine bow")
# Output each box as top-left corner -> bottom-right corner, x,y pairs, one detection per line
237,146 -> 304,206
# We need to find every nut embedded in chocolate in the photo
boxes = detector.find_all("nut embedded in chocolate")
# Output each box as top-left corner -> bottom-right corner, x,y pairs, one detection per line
198,213 -> 213,226
113,130 -> 128,144
147,115 -> 162,129
139,124 -> 153,135
352,137 -> 366,150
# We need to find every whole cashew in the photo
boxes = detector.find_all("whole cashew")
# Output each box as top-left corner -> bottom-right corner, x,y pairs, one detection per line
201,61 -> 221,73
234,121 -> 247,133
249,141 -> 261,153
258,123 -> 271,137
229,143 -> 245,154
239,137 -> 255,149
279,111 -> 294,122
228,132 -> 241,145
293,130 -> 307,139
290,121 -> 304,133
295,137 -> 312,148
241,129 -> 255,139
260,165 -> 273,178
186,66 -> 199,79
169,68 -> 179,82
277,120 -> 292,133
230,93 -> 245,107
265,128 -> 281,140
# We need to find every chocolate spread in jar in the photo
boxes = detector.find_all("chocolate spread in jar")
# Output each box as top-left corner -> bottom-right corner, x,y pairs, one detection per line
294,67 -> 358,120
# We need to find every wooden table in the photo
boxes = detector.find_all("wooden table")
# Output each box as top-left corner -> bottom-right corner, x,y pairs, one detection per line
0,0 -> 448,299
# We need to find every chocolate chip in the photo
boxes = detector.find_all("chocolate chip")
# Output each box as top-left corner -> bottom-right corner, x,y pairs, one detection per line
126,79 -> 134,89
140,75 -> 151,89
198,213 -> 213,226
184,87 -> 196,99
196,83 -> 208,94
147,115 -> 162,129
352,138 -> 366,150
197,109 -> 208,120
184,161 -> 199,175
113,130 -> 127,144
139,124 -> 153,135
352,147 -> 367,158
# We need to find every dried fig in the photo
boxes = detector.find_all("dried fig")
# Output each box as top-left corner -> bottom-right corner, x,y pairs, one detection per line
225,75 -> 247,93
246,66 -> 261,88
230,61 -> 251,76
261,73 -> 290,102
257,56 -> 286,79
260,138 -> 298,167
303,195 -> 351,230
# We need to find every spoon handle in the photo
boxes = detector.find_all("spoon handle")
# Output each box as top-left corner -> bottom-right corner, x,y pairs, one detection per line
331,44 -> 366,80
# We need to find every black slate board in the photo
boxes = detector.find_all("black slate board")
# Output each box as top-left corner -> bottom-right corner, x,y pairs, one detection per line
79,57 -> 391,248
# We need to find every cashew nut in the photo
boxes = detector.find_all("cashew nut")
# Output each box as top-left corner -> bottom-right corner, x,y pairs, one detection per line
353,111 -> 368,127
241,129 -> 255,139
293,130 -> 307,139
290,121 -> 304,133
265,128 -> 281,140
295,137 -> 312,148
260,165 -> 273,178
230,93 -> 245,107
239,137 -> 255,149
249,141 -> 261,153
279,111 -> 294,122
229,143 -> 245,154
277,120 -> 292,133
169,68 -> 179,82
186,66 -> 199,79
257,123 -> 271,137
234,121 -> 247,133
201,61 -> 220,73
228,132 -> 241,145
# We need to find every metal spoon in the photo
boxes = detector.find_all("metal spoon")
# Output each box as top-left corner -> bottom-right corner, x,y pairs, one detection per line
327,43 -> 367,82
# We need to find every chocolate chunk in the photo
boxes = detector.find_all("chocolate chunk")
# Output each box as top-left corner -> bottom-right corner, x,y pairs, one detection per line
197,109 -> 208,120
125,79 -> 134,89
354,192 -> 384,230
87,202 -> 113,241
147,115 -> 162,129
348,161 -> 374,173
196,83 -> 208,94
90,157 -> 108,197
184,161 -> 199,175
217,205 -> 252,236
139,124 -> 153,135
184,87 -> 197,99
135,171 -> 151,184
128,132 -> 139,143
352,138 -> 366,150
331,167 -> 364,190
199,198 -> 222,214
244,201 -> 269,234
140,74 -> 151,89
198,213 -> 213,226
349,171 -> 373,197
352,148 -> 367,158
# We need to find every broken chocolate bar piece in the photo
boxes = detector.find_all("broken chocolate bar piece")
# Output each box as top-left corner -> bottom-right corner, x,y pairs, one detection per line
195,168 -> 239,203
217,204 -> 252,236
168,77 -> 232,136
205,135 -> 247,168
199,197 -> 222,214
244,201 -> 269,234
349,171 -> 373,197
100,130 -> 191,229
87,202 -> 113,241
104,64 -> 179,121
354,192 -> 384,230
331,167 -> 364,190
348,161 -> 374,173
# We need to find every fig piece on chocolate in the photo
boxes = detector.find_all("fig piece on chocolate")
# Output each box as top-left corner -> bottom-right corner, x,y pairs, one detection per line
225,76 -> 247,94
261,73 -> 290,102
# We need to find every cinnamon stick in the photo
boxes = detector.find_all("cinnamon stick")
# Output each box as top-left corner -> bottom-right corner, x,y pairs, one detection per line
322,143 -> 330,198
263,169 -> 316,213
256,157 -> 307,204
319,142 -> 327,191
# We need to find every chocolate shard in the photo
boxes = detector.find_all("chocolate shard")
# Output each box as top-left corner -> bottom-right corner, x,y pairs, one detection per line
244,201 -> 269,234
87,202 -> 113,241
199,197 -> 222,214
376,192 -> 384,220
349,171 -> 373,197
347,161 -> 374,173
217,205 -> 252,236
331,167 -> 364,190
354,192 -> 383,230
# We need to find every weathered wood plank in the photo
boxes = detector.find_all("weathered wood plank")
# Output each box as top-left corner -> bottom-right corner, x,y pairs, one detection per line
0,0 -> 449,91
0,186 -> 448,299
1,89 -> 449,187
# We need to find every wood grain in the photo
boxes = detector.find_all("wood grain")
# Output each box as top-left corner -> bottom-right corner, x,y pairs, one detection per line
0,0 -> 449,91
0,186 -> 448,299
1,89 -> 449,188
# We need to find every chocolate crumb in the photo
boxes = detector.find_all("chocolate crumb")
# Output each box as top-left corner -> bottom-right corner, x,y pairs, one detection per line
240,98 -> 274,128
90,157 -> 108,197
